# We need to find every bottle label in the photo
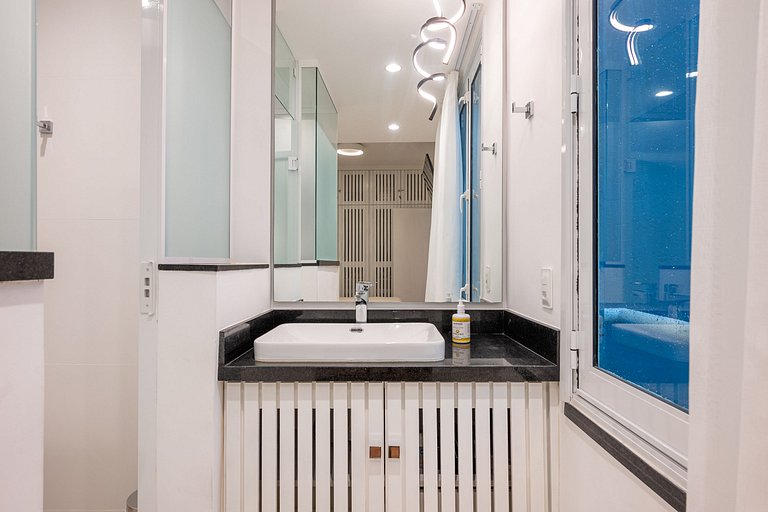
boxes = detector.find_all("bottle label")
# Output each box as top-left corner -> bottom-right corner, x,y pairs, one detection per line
452,319 -> 470,343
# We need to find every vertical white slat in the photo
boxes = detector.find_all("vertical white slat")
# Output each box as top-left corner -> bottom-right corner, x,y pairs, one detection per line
528,383 -> 548,512
333,383 -> 349,512
385,382 -> 404,512
261,383 -> 278,512
368,383 -> 385,512
474,383 -> 492,512
403,383 -> 420,512
509,383 -> 529,512
315,383 -> 332,512
456,383 -> 473,512
491,383 -> 510,512
439,383 -> 456,512
548,383 -> 560,512
243,384 -> 260,512
279,383 -> 296,512
225,382 -> 242,512
422,383 -> 439,512
351,383 -> 368,511
297,383 -> 313,512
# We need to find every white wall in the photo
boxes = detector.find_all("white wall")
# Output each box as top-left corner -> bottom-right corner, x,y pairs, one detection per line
37,1 -> 140,510
504,0 -> 563,328
559,414 -> 675,512
0,282 -> 45,512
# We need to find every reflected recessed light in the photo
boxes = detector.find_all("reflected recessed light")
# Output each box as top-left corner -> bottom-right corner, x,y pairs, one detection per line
686,71 -> 698,78
386,63 -> 402,73
388,123 -> 400,131
337,143 -> 365,157
655,90 -> 674,97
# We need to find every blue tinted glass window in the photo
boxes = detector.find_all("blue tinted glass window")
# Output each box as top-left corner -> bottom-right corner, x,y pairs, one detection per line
595,0 -> 699,411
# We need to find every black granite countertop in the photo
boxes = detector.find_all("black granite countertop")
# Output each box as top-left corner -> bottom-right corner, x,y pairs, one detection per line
0,251 -> 54,282
218,310 -> 559,383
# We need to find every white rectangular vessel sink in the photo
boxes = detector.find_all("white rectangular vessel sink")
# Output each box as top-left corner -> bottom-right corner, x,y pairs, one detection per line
253,323 -> 445,362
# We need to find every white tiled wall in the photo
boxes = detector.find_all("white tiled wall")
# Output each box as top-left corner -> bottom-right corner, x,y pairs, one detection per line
36,0 -> 141,510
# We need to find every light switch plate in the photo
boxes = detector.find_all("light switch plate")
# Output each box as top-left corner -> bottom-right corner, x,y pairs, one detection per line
541,267 -> 553,309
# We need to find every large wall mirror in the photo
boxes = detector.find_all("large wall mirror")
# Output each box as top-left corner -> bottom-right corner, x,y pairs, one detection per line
273,0 -> 503,303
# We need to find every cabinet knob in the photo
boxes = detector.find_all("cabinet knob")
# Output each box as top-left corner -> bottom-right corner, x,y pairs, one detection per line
388,446 -> 401,459
369,446 -> 382,459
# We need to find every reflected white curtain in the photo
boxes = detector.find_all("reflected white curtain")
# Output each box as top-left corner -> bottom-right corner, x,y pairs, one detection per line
425,71 -> 463,302
687,0 -> 768,509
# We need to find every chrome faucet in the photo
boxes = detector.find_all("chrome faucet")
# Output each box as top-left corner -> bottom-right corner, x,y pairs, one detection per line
354,281 -> 374,323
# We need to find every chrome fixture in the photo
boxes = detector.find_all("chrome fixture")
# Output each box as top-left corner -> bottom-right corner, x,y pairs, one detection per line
354,281 -> 374,323
37,120 -> 53,136
511,101 -> 535,120
481,142 -> 497,155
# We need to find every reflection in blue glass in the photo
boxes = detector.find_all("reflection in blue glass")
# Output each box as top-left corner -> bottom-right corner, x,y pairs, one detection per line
595,0 -> 699,410
470,66 -> 482,301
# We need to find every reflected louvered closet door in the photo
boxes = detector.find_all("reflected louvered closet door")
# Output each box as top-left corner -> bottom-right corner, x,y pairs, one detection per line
338,170 -> 367,298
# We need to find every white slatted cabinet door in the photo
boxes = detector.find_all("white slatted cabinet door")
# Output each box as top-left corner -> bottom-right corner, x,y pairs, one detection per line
333,383 -> 349,512
403,383 -> 421,512
315,383 -> 332,512
385,382 -> 404,512
474,383 -> 492,512
548,384 -> 560,512
457,384 -> 473,512
243,384 -> 260,512
368,383 -> 385,512
491,383 -> 510,512
351,383 -> 368,511
422,383 -> 439,512
261,383 -> 278,512
509,383 -> 528,512
279,383 -> 296,512
439,383 -> 456,512
528,383 -> 548,512
225,383 -> 242,512
297,383 -> 313,511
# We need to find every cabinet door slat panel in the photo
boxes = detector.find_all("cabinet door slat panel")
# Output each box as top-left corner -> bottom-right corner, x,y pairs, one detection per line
403,383 -> 421,512
278,383 -> 296,511
243,384 -> 260,512
509,383 -> 529,512
333,383 -> 350,511
457,383 -> 473,512
224,383 -> 242,512
297,383 -> 313,511
491,383 -> 510,512
261,383 -> 278,512
421,383 -> 439,512
315,383 -> 332,512
439,383 -> 456,512
351,383 -> 368,511
474,383 -> 492,512
369,383 -> 385,512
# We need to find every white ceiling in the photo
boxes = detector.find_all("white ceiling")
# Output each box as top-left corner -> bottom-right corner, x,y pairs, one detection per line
276,0 -> 471,145
337,142 -> 435,170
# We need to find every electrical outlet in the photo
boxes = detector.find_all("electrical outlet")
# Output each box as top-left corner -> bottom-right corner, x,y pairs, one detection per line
541,267 -> 553,309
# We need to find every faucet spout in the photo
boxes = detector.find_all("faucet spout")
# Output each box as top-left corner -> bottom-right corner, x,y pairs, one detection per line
354,281 -> 374,323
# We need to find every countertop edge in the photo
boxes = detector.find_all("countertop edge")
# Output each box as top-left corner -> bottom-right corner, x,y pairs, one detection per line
0,251 -> 54,282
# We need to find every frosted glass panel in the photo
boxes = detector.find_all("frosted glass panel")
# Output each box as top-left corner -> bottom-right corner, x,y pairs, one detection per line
300,68 -> 317,261
0,0 -> 36,250
165,0 -> 231,258
315,71 -> 337,261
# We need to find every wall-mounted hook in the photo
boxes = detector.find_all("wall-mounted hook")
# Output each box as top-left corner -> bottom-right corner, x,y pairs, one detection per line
481,142 -> 497,155
511,101 -> 534,119
37,120 -> 53,136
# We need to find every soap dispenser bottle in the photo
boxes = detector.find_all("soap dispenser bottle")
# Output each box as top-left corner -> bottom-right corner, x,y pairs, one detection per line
452,300 -> 471,365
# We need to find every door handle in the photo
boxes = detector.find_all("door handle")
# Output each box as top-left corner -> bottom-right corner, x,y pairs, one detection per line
369,446 -> 382,459
388,445 -> 400,459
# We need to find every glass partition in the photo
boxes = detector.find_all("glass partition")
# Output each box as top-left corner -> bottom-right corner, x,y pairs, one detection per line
274,29 -> 299,264
165,0 -> 231,258
0,0 -> 36,250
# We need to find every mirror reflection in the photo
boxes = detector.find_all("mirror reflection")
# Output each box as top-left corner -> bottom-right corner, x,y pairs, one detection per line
273,0 -> 502,303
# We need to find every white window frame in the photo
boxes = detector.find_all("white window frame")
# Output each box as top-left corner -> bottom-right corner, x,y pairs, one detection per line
567,0 -> 690,486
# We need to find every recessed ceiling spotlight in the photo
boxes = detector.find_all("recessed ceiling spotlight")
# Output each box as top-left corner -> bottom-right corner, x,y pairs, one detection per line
655,90 -> 674,97
388,123 -> 400,131
386,63 -> 402,73
337,143 -> 365,157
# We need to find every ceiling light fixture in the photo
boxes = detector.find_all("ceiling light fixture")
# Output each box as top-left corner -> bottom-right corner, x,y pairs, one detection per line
412,38 -> 449,78
609,0 -> 653,66
386,63 -> 402,73
417,73 -> 447,121
655,90 -> 674,97
420,17 -> 457,64
431,0 -> 466,24
337,143 -> 365,157
388,123 -> 400,131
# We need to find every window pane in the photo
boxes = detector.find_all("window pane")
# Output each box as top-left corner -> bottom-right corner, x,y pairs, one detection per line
595,0 -> 699,411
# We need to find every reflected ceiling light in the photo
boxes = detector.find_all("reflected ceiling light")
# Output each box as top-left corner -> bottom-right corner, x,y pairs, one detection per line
386,63 -> 402,73
337,144 -> 365,157
655,90 -> 674,97
420,17 -> 457,64
412,38 -> 449,78
417,73 -> 447,121
609,0 -> 653,66
388,123 -> 400,131
431,0 -> 466,24
686,71 -> 698,78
